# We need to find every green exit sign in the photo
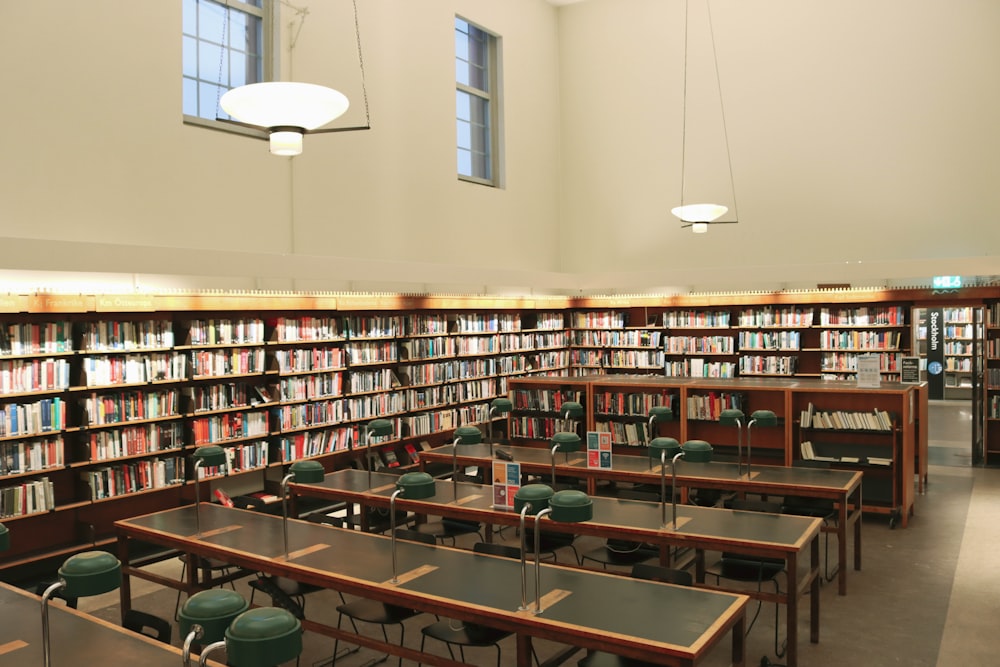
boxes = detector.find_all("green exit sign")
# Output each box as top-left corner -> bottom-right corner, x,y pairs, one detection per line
932,276 -> 962,289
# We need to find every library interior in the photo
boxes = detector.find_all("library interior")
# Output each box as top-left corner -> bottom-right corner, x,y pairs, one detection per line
1,2 -> 999,667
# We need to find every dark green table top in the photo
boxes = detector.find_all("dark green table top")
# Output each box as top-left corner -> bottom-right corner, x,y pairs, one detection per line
117,504 -> 748,664
0,582 -> 220,666
295,469 -> 821,556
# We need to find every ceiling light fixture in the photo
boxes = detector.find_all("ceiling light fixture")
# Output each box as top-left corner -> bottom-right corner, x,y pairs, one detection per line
672,0 -> 739,233
217,0 -> 371,156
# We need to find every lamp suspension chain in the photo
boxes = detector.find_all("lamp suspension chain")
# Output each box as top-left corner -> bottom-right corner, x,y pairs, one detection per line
706,0 -> 738,220
679,0 -> 690,210
351,0 -> 371,128
215,0 -> 230,115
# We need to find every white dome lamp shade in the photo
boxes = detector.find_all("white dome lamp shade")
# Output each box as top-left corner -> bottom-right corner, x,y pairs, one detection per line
220,82 -> 350,156
671,204 -> 729,234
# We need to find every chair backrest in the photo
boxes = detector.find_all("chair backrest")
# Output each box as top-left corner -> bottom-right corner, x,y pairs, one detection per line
122,609 -> 172,644
232,495 -> 268,511
725,498 -> 782,514
630,563 -> 693,586
617,489 -> 660,503
394,528 -> 437,546
473,541 -> 520,559
307,513 -> 345,528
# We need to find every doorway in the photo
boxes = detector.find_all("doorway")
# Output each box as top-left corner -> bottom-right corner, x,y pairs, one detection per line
912,306 -> 981,467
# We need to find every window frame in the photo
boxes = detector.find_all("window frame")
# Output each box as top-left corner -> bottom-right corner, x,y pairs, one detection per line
182,0 -> 276,138
455,16 -> 504,188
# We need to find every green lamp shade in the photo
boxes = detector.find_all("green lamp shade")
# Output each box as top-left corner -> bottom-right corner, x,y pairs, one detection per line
179,589 -> 249,644
193,445 -> 227,467
719,409 -> 745,426
551,431 -> 581,453
225,607 -> 303,667
396,471 -> 436,499
648,437 -> 681,461
548,489 -> 593,523
514,484 -> 554,514
289,459 -> 325,484
649,405 -> 674,423
681,439 -> 714,463
750,409 -> 778,426
367,419 -> 395,437
491,397 -> 513,414
0,523 -> 8,551
58,551 -> 121,597
560,401 -> 584,419
453,425 -> 483,444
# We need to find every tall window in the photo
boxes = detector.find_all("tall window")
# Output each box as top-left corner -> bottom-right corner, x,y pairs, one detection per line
455,17 -> 502,186
183,0 -> 271,124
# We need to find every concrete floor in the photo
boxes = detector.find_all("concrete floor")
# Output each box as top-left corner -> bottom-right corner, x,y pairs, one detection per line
61,401 -> 1000,666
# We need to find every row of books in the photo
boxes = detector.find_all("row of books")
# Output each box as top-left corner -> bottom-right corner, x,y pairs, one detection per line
279,428 -> 353,460
274,347 -> 346,373
665,336 -> 735,354
346,341 -> 399,365
1,437 -> 64,475
665,360 -> 737,378
510,416 -> 569,440
800,441 -> 892,466
819,351 -> 900,372
737,308 -> 814,328
190,411 -> 269,444
87,423 -> 184,461
686,392 -> 746,421
739,355 -> 797,376
799,403 -> 893,431
573,330 -> 662,348
0,358 -> 72,393
188,318 -> 266,346
81,320 -> 175,351
593,391 -> 676,417
818,306 -> 905,326
819,330 -> 902,350
511,389 -> 583,412
594,420 -> 651,447
572,311 -> 627,329
0,397 -> 66,437
83,389 -> 180,426
190,348 -> 266,378
0,476 -> 55,517
82,353 -> 188,386
0,322 -> 73,356
189,383 -> 264,413
274,399 -> 348,431
737,331 -> 801,351
273,316 -> 342,343
82,457 -> 184,499
280,373 -> 343,401
663,311 -> 731,328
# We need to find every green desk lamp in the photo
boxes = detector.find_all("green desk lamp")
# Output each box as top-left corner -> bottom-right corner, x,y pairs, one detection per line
364,419 -> 395,489
559,401 -> 584,432
390,472 -> 436,583
648,437 -> 681,527
647,404 -> 674,445
192,445 -> 227,536
280,459 -> 325,557
671,440 -> 713,528
179,589 -> 250,666
41,551 -> 122,667
747,410 -> 778,479
487,397 -> 513,458
528,489 -> 593,615
197,607 -> 302,667
719,408 -> 745,476
451,424 -> 483,500
549,432 -> 581,486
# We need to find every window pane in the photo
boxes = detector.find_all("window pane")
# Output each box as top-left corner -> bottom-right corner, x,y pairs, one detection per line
182,36 -> 198,78
456,91 -> 470,122
200,42 -> 226,86
228,9 -> 248,49
457,119 -> 471,150
455,31 -> 468,63
198,1 -> 226,46
456,60 -> 469,87
200,81 -> 223,119
183,77 -> 199,116
458,149 -> 472,177
468,28 -> 487,67
182,0 -> 198,36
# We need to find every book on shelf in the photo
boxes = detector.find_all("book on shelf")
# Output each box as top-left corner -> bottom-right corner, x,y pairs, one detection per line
867,456 -> 892,466
382,448 -> 400,468
800,440 -> 816,460
839,456 -> 860,463
404,443 -> 420,465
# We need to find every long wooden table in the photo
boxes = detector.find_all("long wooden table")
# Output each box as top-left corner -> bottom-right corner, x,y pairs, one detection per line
420,442 -> 862,596
115,503 -> 749,667
0,581 -> 224,666
291,468 -> 822,667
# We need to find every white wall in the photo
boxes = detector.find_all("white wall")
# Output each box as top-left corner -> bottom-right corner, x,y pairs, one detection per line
0,0 -> 567,295
1,1 -> 999,297
557,0 -> 1000,293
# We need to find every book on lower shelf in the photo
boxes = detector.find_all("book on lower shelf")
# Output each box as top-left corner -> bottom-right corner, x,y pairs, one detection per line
867,456 -> 893,466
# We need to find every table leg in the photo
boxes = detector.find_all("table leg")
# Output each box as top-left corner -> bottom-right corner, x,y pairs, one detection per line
516,634 -> 533,667
811,535 -> 820,644
854,486 -> 863,572
732,609 -> 746,667
838,495 -> 848,596
117,534 -> 132,623
786,551 -> 798,667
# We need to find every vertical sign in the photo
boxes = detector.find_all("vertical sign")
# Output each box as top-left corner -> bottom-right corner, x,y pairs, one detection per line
491,461 -> 520,509
926,308 -> 945,399
587,431 -> 613,470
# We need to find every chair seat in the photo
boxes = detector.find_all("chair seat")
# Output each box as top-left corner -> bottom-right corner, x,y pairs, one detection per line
414,518 -> 483,543
336,598 -> 420,625
580,542 -> 658,569
421,619 -> 512,647
719,553 -> 785,581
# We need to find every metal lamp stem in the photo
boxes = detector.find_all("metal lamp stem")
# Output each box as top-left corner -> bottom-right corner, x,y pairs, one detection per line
198,640 -> 227,667
747,418 -> 755,479
390,489 -> 403,583
41,580 -> 66,667
660,450 -> 668,527
365,427 -> 372,489
671,451 -> 686,529
182,625 -> 205,667
550,443 -> 560,486
533,508 -> 553,614
735,418 -> 744,477
280,472 -> 295,558
518,504 -> 531,611
451,436 -> 462,501
194,460 -> 205,536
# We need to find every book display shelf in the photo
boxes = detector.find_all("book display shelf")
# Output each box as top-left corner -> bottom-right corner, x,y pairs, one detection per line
985,304 -> 1000,465
507,374 -> 926,523
0,293 -> 569,569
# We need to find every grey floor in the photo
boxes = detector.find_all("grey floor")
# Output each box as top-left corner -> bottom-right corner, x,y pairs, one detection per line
72,400 -> 999,666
